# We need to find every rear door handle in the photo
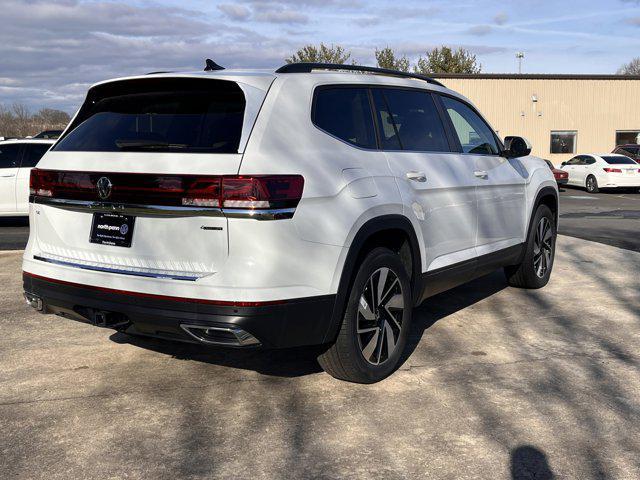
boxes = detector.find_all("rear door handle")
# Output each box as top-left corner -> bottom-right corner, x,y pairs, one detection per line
406,171 -> 426,182
474,170 -> 488,178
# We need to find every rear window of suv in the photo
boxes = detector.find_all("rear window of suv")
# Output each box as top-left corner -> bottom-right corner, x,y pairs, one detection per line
602,156 -> 637,164
54,78 -> 245,154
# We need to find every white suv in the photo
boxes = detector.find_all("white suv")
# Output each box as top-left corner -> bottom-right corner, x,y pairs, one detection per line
22,62 -> 558,383
0,139 -> 54,216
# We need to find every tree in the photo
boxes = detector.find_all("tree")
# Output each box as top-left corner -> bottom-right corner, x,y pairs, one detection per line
35,108 -> 70,127
375,47 -> 410,72
617,57 -> 640,75
414,46 -> 481,74
285,43 -> 352,64
0,103 -> 70,138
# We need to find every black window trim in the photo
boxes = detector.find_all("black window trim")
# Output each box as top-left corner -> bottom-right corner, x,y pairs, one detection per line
311,84 -> 379,151
311,83 -> 467,154
369,86 -> 457,154
434,92 -> 504,157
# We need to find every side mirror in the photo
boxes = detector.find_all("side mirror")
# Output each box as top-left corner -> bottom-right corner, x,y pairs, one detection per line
561,162 -> 567,167
502,136 -> 532,159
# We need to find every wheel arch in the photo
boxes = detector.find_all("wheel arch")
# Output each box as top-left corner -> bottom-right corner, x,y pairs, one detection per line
522,185 -> 559,262
322,214 -> 421,344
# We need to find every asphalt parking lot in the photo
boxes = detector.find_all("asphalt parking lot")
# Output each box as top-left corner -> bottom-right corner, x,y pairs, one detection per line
2,236 -> 639,479
560,187 -> 640,252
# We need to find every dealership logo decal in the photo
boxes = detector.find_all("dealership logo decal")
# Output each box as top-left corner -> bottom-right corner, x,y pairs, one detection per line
96,177 -> 113,200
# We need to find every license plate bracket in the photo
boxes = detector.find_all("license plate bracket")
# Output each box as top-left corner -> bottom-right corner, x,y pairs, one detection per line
90,212 -> 135,247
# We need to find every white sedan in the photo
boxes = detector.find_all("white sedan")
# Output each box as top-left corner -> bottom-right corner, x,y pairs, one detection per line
0,139 -> 55,216
560,153 -> 640,193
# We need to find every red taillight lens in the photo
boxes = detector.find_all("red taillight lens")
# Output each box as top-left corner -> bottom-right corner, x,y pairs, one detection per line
603,167 -> 622,173
29,169 -> 304,210
221,176 -> 304,209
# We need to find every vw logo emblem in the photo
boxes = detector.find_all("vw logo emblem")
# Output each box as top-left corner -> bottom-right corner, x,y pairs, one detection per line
96,177 -> 112,200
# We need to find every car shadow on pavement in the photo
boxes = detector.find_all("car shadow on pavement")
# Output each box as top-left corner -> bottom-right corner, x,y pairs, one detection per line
109,330 -> 327,377
510,445 -> 555,480
109,270 -> 508,379
401,269 -> 508,364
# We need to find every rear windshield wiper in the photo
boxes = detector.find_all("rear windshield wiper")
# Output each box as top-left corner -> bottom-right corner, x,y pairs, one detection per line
115,139 -> 189,150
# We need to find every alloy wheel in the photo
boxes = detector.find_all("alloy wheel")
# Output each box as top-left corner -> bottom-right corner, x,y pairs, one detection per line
586,177 -> 595,192
533,217 -> 553,278
356,267 -> 404,365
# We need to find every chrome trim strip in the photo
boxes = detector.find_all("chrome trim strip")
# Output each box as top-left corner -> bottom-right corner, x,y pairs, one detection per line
221,208 -> 295,220
31,196 -> 224,218
31,196 -> 295,220
33,255 -> 201,281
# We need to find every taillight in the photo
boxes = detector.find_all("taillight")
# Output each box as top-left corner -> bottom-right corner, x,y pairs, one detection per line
221,176 -> 304,209
603,167 -> 622,173
29,169 -> 55,197
29,169 -> 304,211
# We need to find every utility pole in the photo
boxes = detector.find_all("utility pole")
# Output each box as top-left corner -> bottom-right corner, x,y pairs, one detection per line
516,52 -> 525,74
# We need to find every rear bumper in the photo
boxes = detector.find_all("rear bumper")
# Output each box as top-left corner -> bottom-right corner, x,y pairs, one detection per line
555,178 -> 568,185
23,272 -> 336,349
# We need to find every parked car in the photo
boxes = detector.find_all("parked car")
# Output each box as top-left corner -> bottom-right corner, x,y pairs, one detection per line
34,130 -> 63,140
0,139 -> 54,216
22,62 -> 558,383
544,159 -> 568,185
560,154 -> 640,193
612,144 -> 640,162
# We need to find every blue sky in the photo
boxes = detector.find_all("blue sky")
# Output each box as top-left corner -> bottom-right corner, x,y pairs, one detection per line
1,0 -> 639,112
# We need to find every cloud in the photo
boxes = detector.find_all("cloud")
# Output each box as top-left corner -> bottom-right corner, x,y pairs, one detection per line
0,0 -> 296,112
493,12 -> 508,25
353,16 -> 382,27
217,4 -> 251,21
468,25 -> 493,36
352,6 -> 439,27
255,10 -> 309,24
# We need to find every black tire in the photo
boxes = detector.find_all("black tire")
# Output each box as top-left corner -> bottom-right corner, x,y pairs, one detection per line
504,205 -> 556,289
318,247 -> 412,383
586,175 -> 599,193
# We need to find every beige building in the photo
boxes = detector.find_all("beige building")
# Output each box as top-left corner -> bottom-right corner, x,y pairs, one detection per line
432,74 -> 640,165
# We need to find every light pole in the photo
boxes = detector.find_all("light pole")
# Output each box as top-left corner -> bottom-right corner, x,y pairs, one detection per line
516,52 -> 525,74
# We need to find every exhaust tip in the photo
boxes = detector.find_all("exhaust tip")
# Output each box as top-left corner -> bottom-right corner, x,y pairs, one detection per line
180,324 -> 261,347
24,292 -> 43,311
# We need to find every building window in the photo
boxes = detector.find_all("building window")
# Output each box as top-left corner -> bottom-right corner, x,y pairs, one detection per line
615,130 -> 640,146
550,131 -> 577,154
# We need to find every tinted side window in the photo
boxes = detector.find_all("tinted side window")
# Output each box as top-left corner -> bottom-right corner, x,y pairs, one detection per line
372,89 -> 449,152
440,96 -> 499,155
585,157 -> 596,165
313,88 -> 376,149
22,144 -> 51,168
0,144 -> 21,168
371,90 -> 401,150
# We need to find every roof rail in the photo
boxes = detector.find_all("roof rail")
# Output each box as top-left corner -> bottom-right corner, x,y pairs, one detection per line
275,63 -> 445,87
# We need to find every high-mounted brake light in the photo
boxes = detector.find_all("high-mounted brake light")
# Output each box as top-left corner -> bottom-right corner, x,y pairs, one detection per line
603,167 -> 622,173
29,169 -> 304,211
